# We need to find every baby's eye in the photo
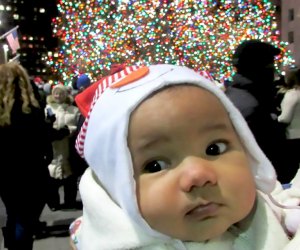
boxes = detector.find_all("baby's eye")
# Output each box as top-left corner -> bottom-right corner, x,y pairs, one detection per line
206,142 -> 227,156
144,160 -> 168,173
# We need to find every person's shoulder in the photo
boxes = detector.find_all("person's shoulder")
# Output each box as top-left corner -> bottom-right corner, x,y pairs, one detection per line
287,88 -> 300,95
284,88 -> 300,100
226,86 -> 258,110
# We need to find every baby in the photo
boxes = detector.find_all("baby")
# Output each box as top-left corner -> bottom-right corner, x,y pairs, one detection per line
71,64 -> 300,249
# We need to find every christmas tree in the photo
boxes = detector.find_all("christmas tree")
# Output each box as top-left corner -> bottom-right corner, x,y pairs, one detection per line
47,0 -> 294,84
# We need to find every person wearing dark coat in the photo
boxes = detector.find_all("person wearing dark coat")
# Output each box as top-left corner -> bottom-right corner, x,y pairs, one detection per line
225,40 -> 290,183
0,62 -> 53,250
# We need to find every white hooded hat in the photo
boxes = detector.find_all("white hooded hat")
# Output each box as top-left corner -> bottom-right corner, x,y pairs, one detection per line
76,64 -> 276,238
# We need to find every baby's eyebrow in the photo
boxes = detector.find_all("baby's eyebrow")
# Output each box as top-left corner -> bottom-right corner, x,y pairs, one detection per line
135,123 -> 229,150
135,135 -> 170,151
199,123 -> 230,132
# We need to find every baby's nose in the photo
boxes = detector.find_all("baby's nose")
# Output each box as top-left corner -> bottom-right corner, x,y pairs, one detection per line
179,156 -> 217,192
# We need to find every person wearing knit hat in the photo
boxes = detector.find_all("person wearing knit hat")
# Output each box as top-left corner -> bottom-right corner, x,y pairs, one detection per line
226,39 -> 290,184
232,39 -> 281,70
70,64 -> 300,250
76,74 -> 91,92
45,84 -> 80,210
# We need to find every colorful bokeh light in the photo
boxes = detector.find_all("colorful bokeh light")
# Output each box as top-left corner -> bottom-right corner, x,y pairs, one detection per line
47,0 -> 295,84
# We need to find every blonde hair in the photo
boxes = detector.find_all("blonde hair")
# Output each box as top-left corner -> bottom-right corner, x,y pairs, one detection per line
0,62 -> 40,126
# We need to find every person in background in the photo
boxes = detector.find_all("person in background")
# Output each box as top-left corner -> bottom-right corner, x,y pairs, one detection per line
45,84 -> 80,210
0,62 -> 53,250
76,74 -> 91,93
43,82 -> 52,97
68,74 -> 92,194
274,74 -> 288,116
225,39 -> 290,183
70,64 -> 300,250
31,76 -> 47,108
278,68 -> 300,183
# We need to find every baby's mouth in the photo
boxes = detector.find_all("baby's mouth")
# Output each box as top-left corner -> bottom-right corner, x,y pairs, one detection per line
185,203 -> 220,221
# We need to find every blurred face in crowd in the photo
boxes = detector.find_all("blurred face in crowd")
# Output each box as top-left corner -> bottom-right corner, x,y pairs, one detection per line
53,88 -> 67,104
128,85 -> 256,242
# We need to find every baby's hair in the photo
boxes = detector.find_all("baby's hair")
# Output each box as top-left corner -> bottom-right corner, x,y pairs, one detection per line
0,62 -> 39,126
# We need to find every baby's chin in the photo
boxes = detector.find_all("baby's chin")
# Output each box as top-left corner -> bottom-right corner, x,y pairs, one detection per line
157,222 -> 232,243
184,209 -> 255,242
181,227 -> 230,243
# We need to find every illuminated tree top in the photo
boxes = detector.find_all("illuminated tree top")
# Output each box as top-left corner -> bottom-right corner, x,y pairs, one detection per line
47,0 -> 295,84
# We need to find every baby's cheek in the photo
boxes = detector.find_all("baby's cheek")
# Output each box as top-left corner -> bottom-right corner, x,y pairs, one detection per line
238,185 -> 257,220
136,179 -> 166,225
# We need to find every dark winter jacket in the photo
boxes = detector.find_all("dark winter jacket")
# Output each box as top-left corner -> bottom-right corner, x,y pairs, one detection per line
0,83 -> 53,199
226,73 -> 289,183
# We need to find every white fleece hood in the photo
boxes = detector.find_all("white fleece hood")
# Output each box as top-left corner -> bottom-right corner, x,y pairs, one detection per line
77,64 -> 277,239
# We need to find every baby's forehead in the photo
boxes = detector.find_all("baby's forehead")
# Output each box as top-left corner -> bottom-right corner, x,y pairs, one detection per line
147,83 -> 202,94
134,84 -> 211,108
136,84 -> 225,112
129,84 -> 232,128
128,84 -> 241,143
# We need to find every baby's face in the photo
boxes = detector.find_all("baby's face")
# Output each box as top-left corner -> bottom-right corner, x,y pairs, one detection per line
128,85 -> 256,242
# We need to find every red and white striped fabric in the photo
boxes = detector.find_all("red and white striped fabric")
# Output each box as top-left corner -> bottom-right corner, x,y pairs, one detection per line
75,66 -> 142,158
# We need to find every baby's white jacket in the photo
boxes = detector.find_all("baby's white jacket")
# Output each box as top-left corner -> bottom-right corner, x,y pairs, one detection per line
70,168 -> 300,250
